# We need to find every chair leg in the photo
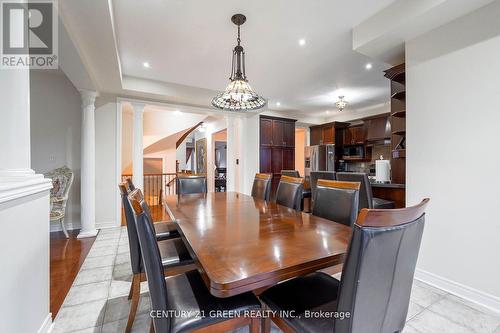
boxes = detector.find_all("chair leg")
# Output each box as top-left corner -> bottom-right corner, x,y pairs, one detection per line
250,318 -> 260,333
60,218 -> 69,238
126,273 -> 141,333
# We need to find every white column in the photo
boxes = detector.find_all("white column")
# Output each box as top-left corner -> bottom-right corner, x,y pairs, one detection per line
132,103 -> 144,190
78,90 -> 98,238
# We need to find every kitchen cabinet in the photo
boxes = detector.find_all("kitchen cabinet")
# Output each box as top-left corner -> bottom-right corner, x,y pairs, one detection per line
272,120 -> 284,146
260,118 -> 273,146
310,127 -> 322,145
322,125 -> 335,144
259,116 -> 297,197
344,125 -> 365,145
283,121 -> 295,147
365,116 -> 391,141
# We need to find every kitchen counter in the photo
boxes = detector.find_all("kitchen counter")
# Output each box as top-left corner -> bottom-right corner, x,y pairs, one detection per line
370,182 -> 405,189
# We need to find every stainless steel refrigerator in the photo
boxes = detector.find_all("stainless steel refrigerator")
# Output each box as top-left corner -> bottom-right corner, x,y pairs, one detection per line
304,144 -> 335,177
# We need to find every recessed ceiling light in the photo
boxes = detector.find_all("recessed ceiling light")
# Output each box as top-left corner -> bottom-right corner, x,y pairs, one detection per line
325,110 -> 330,115
143,62 -> 150,68
276,102 -> 281,107
298,39 -> 306,46
174,110 -> 182,115
365,63 -> 372,70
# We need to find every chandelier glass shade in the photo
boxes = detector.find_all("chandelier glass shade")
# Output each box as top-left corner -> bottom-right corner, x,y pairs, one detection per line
211,14 -> 266,111
335,96 -> 348,112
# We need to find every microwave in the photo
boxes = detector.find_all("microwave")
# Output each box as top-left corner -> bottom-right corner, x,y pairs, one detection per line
343,145 -> 364,158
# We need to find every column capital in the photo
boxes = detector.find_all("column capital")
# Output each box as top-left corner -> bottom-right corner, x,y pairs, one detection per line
130,101 -> 145,114
79,90 -> 98,108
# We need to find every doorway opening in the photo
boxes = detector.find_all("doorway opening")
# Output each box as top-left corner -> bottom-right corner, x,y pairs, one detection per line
212,129 -> 227,192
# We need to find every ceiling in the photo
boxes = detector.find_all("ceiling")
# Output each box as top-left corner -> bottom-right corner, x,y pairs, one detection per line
59,0 -> 493,123
111,0 -> 395,119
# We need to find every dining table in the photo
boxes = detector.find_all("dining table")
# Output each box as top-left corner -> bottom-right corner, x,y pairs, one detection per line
163,191 -> 352,298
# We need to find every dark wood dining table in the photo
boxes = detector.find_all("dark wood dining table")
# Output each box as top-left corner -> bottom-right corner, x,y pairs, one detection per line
163,192 -> 351,298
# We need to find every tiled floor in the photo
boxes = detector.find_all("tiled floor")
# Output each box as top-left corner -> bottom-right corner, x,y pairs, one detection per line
52,227 -> 500,333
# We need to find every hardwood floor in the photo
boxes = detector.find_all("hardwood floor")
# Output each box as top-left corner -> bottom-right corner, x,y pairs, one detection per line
50,230 -> 95,319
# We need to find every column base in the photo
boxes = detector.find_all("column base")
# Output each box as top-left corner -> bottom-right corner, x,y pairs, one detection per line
77,229 -> 99,239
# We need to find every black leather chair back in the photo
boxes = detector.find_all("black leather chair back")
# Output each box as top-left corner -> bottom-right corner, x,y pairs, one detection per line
281,170 -> 300,178
128,189 -> 171,333
312,180 -> 360,226
177,175 -> 207,194
118,183 -> 142,274
335,199 -> 430,333
310,171 -> 336,202
275,176 -> 304,210
251,173 -> 272,201
336,172 -> 373,210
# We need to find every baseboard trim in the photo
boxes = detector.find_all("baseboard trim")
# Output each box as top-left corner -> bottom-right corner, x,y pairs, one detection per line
37,313 -> 53,333
77,229 -> 99,238
50,220 -> 80,233
415,268 -> 500,314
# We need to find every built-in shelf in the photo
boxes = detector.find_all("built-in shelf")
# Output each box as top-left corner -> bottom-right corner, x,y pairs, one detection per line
391,110 -> 406,118
392,149 -> 406,159
391,90 -> 406,100
392,130 -> 406,136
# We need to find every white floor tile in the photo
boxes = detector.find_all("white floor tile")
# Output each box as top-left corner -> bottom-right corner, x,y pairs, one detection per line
428,296 -> 500,333
81,254 -> 117,270
73,266 -> 113,286
87,245 -> 118,258
410,281 -> 446,308
64,281 -> 110,306
408,310 -> 473,333
101,312 -> 150,333
53,299 -> 107,333
407,301 -> 425,321
103,295 -> 151,324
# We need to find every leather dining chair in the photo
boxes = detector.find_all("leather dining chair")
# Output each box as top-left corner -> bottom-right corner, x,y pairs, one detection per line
119,184 -> 195,333
312,180 -> 360,227
276,175 -> 304,210
337,172 -> 395,210
177,174 -> 207,194
251,173 -> 272,201
260,198 -> 430,333
121,180 -> 178,240
281,169 -> 300,178
310,171 -> 336,205
129,189 -> 261,333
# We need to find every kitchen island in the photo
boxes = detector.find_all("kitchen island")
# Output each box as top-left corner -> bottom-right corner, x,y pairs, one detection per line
371,182 -> 405,208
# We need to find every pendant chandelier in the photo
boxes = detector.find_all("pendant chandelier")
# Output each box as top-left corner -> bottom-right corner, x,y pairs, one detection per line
335,96 -> 348,112
211,14 -> 266,111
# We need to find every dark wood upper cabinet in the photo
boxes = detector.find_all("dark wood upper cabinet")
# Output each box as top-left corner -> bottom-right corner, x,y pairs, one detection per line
322,126 -> 335,144
344,125 -> 365,145
365,116 -> 391,141
310,127 -> 322,145
272,120 -> 284,146
283,121 -> 295,147
260,118 -> 273,146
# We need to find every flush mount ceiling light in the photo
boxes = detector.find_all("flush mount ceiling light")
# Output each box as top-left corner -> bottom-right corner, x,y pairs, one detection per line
143,62 -> 150,68
335,96 -> 348,112
211,14 -> 266,111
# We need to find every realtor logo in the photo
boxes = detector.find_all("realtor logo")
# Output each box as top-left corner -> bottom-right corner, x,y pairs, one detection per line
1,0 -> 58,69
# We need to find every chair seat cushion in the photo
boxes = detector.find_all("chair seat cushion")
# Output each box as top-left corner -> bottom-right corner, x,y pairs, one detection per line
50,209 -> 65,220
154,221 -> 180,241
372,197 -> 396,209
155,238 -> 195,270
167,270 -> 261,333
260,272 -> 340,333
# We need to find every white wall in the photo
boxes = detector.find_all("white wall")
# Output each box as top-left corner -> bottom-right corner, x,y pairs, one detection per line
30,70 -> 82,231
406,1 -> 500,311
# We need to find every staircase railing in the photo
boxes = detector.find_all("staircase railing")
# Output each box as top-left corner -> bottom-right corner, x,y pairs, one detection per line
121,173 -> 177,206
